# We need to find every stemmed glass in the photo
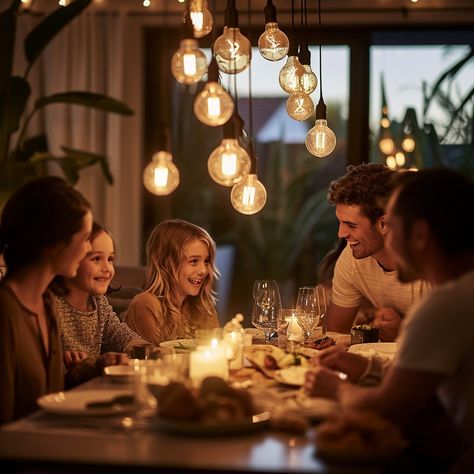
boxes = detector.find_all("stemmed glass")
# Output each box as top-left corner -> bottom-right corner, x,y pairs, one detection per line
295,286 -> 321,343
251,280 -> 282,344
315,284 -> 328,337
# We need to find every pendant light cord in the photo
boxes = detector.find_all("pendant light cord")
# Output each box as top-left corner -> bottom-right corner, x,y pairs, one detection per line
247,0 -> 253,141
318,0 -> 323,101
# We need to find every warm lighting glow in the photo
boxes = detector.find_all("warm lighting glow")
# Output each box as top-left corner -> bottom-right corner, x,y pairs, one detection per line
402,136 -> 416,153
143,0 -> 151,7
305,119 -> 337,157
189,0 -> 213,38
286,92 -> 314,121
143,151 -> 180,196
379,136 -> 395,155
381,117 -> 390,128
279,55 -> 304,94
300,64 -> 318,94
395,152 -> 406,167
386,155 -> 397,169
230,174 -> 267,215
214,27 -> 251,74
171,39 -> 207,84
194,82 -> 234,126
208,139 -> 251,186
258,22 -> 289,61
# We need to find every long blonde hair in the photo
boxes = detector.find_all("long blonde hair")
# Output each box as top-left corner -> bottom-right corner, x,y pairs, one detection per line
144,219 -> 218,339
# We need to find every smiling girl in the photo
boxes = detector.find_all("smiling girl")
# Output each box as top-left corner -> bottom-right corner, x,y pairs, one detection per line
123,219 -> 219,345
51,222 -> 148,366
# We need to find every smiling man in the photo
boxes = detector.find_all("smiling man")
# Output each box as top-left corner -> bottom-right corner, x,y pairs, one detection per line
324,163 -> 429,339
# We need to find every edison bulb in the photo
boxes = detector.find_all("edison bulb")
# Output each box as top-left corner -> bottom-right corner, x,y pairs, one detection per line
214,27 -> 251,74
402,136 -> 416,153
386,155 -> 397,170
230,174 -> 267,215
143,151 -> 180,196
379,136 -> 395,155
208,139 -> 251,186
395,152 -> 406,167
189,0 -> 213,38
258,22 -> 289,61
381,117 -> 390,128
279,55 -> 304,94
305,119 -> 337,157
171,39 -> 207,84
300,65 -> 317,94
194,83 -> 234,126
286,92 -> 313,121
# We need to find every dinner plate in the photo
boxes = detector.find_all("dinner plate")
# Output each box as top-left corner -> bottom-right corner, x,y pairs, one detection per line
348,342 -> 398,360
160,339 -> 196,354
37,389 -> 135,416
273,366 -> 309,386
154,411 -> 271,436
103,365 -> 135,384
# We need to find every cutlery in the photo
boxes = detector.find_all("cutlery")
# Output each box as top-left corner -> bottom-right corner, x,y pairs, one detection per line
86,394 -> 134,409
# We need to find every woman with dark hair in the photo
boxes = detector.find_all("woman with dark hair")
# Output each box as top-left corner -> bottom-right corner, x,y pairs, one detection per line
124,219 -> 219,345
0,177 -> 126,424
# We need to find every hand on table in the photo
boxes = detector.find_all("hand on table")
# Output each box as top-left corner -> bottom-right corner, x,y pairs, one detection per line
96,352 -> 129,373
63,350 -> 89,370
311,345 -> 369,383
373,306 -> 402,342
303,366 -> 343,399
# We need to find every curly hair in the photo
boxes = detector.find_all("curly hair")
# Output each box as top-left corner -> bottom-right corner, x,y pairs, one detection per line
144,219 -> 219,341
327,163 -> 395,223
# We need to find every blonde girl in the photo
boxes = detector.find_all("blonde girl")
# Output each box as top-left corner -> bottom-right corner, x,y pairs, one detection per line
124,219 -> 219,345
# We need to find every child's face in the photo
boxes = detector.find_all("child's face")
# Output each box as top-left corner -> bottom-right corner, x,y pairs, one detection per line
69,230 -> 115,296
177,239 -> 210,300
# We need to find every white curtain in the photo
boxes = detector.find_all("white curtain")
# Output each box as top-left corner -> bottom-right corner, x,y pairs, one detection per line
14,8 -> 146,266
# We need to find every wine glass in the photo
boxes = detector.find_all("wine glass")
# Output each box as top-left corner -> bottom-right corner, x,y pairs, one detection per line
315,284 -> 328,337
251,280 -> 281,344
295,286 -> 321,343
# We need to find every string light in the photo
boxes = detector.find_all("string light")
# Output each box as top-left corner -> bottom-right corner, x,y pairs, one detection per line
286,91 -> 313,121
258,0 -> 289,61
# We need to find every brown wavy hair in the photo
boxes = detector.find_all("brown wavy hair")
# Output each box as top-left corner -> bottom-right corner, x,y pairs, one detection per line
327,163 -> 395,223
144,219 -> 219,339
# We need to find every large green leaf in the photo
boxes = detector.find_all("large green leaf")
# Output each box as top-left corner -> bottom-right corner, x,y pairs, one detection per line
35,91 -> 134,115
61,146 -> 114,185
24,0 -> 92,70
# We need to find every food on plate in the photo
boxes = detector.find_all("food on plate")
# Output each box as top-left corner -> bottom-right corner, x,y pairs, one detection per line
307,336 -> 336,351
245,345 -> 309,373
350,325 -> 380,344
156,377 -> 254,424
315,409 -> 407,459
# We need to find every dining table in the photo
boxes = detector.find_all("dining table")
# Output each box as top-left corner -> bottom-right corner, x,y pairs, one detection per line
0,336 -> 394,474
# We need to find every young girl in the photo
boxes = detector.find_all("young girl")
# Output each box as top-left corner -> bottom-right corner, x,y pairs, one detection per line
52,222 -> 149,366
124,219 -> 219,345
0,177 -> 126,424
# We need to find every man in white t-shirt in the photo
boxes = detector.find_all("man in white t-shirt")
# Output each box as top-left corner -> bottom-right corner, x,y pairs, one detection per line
325,163 -> 429,340
306,168 -> 474,470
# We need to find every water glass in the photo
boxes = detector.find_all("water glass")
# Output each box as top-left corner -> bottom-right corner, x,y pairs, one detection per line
251,280 -> 282,344
296,286 -> 321,343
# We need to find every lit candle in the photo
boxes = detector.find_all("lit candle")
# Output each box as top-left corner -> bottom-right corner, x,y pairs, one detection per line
223,330 -> 244,370
189,344 -> 228,386
287,315 -> 304,342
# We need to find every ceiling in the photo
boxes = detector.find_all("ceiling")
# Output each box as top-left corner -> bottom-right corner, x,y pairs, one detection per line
13,0 -> 474,26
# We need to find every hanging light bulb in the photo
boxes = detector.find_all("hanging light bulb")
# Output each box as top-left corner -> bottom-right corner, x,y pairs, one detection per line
298,43 -> 318,94
214,0 -> 251,74
402,135 -> 416,153
189,0 -> 213,38
208,115 -> 251,186
306,97 -> 336,157
395,151 -> 406,167
143,151 -> 180,196
143,126 -> 180,196
171,10 -> 208,84
286,92 -> 313,121
386,155 -> 397,170
378,127 -> 395,155
194,57 -> 234,126
258,0 -> 289,61
279,35 -> 304,94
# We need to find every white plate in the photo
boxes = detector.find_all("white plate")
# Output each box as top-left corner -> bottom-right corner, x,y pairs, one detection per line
274,366 -> 309,386
103,365 -> 135,383
155,411 -> 271,436
348,342 -> 398,360
37,389 -> 135,416
160,339 -> 196,353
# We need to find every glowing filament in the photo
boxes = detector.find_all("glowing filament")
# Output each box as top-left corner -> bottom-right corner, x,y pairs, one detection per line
183,54 -> 197,76
154,167 -> 169,187
315,132 -> 327,150
207,97 -> 221,117
242,185 -> 256,206
226,39 -> 240,58
221,153 -> 237,176
295,98 -> 305,114
190,11 -> 204,31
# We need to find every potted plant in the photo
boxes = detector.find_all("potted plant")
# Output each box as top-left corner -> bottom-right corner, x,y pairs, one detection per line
0,0 -> 133,201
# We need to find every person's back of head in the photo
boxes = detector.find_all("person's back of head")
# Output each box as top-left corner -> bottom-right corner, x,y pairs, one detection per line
0,176 -> 90,277
393,168 -> 474,257
328,163 -> 395,223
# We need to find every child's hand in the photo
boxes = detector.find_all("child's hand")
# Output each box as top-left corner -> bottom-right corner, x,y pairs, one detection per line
63,350 -> 89,369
